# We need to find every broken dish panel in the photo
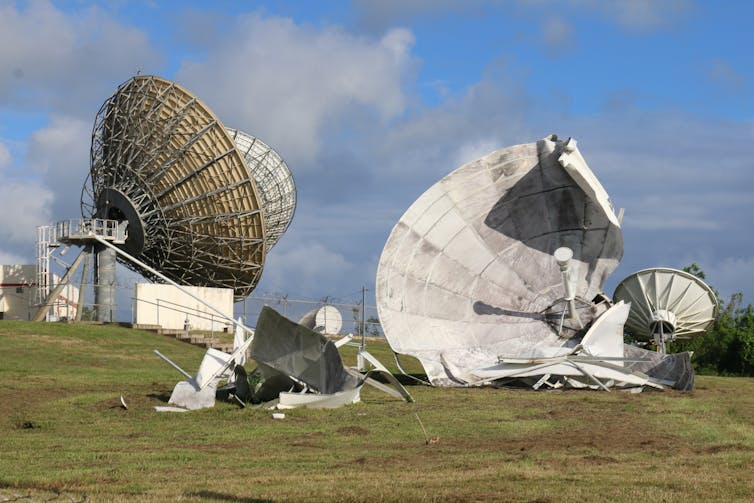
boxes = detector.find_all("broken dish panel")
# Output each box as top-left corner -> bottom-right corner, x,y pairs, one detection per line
376,135 -> 623,385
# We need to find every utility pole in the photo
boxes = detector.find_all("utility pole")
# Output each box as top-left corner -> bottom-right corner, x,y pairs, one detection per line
358,286 -> 367,370
361,286 -> 366,349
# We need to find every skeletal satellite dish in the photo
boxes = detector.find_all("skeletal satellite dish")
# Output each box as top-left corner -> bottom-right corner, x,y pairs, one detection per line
299,305 -> 343,334
81,75 -> 267,299
613,268 -> 718,350
227,128 -> 296,250
376,135 -> 623,385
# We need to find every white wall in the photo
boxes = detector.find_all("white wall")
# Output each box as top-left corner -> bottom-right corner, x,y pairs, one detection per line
49,272 -> 79,321
134,283 -> 234,331
0,265 -> 35,320
0,265 -> 80,321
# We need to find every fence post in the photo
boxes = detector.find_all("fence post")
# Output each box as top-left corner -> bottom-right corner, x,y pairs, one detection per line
357,286 -> 367,370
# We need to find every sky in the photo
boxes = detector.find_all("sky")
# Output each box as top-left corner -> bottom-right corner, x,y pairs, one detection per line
0,0 -> 753,310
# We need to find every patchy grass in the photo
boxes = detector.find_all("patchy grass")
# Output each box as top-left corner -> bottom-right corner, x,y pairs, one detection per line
0,320 -> 753,502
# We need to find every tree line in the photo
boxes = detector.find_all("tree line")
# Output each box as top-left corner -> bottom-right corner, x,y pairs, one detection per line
668,264 -> 754,376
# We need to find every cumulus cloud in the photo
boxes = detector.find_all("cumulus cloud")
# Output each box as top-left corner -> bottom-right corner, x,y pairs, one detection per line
0,0 -> 160,268
244,59 -> 539,298
24,115 -> 91,221
370,76 -> 534,187
0,250 -> 29,265
176,14 -> 417,166
541,17 -> 574,50
560,108 -> 754,303
704,60 -> 747,95
701,256 -> 754,303
582,0 -> 693,31
0,0 -> 160,261
517,0 -> 692,30
257,241 -> 356,297
0,137 -> 55,263
0,1 -> 160,265
0,142 -> 10,168
623,203 -> 721,231
351,0 -> 489,31
452,138 -> 504,169
0,178 -> 53,246
353,0 -> 691,34
0,0 -> 161,117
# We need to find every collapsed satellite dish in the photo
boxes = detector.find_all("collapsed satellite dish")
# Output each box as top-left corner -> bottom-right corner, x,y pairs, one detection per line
376,135 -> 623,385
613,268 -> 718,351
227,128 -> 296,250
81,75 -> 267,299
299,305 -> 343,334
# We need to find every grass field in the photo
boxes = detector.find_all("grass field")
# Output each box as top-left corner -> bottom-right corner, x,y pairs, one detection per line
1,320 -> 753,502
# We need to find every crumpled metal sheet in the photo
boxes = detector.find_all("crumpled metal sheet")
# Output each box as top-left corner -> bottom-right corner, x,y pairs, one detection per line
251,306 -> 361,394
447,301 -> 655,389
168,380 -> 217,410
623,345 -> 695,390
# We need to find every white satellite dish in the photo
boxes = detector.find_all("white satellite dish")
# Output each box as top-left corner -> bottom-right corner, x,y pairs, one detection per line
376,135 -> 623,385
613,268 -> 718,352
299,305 -> 343,335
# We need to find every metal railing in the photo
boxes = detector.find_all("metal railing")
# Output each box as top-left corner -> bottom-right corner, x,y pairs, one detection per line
55,219 -> 127,244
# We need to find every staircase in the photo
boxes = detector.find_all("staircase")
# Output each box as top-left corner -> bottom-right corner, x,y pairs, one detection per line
121,323 -> 235,353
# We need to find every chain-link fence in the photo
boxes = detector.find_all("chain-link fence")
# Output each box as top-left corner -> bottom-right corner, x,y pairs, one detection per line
238,295 -> 384,337
32,278 -> 384,338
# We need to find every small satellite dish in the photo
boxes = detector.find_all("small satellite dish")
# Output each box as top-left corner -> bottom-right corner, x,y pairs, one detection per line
299,305 -> 343,334
613,268 -> 718,352
227,128 -> 296,251
376,135 -> 623,385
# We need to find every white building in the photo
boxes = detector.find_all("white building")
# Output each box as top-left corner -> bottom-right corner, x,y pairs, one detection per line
134,283 -> 233,331
0,265 -> 35,320
0,265 -> 79,321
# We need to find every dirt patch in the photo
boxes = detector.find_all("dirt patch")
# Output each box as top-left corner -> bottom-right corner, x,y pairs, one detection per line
0,387 -> 73,424
287,431 -> 326,449
579,454 -> 619,464
181,442 -> 250,451
92,391 -> 172,412
695,443 -> 754,454
437,393 -> 684,456
336,426 -> 370,436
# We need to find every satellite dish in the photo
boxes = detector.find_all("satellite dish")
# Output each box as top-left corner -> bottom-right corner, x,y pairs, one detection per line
613,268 -> 718,351
226,128 -> 296,250
376,135 -> 623,385
299,305 -> 343,334
81,75 -> 267,299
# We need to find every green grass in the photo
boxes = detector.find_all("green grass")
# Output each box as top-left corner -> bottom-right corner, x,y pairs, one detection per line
1,320 -> 753,502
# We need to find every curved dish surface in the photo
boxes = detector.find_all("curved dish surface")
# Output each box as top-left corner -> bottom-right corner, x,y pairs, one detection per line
376,135 -> 623,385
227,128 -> 296,250
299,305 -> 343,334
613,267 -> 718,341
82,75 -> 266,299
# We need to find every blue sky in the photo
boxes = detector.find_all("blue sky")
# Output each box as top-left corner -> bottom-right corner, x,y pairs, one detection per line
1,0 -> 752,308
